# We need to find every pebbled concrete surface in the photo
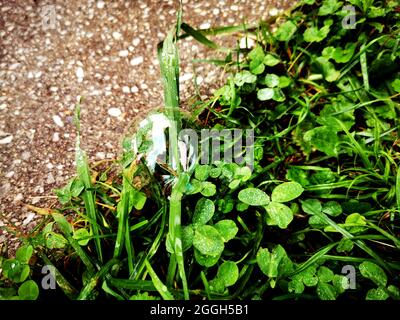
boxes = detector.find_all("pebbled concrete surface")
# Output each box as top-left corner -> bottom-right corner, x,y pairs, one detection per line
0,0 -> 292,251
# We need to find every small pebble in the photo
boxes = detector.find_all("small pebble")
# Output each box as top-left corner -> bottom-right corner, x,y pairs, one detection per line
96,1 -> 105,9
119,50 -> 129,57
239,36 -> 255,49
13,193 -> 23,202
112,31 -> 122,40
199,22 -> 210,29
0,135 -> 13,144
23,212 -> 36,225
269,8 -> 279,16
179,73 -> 193,82
132,38 -> 140,46
108,107 -> 122,117
52,115 -> 64,127
76,67 -> 84,82
52,132 -> 60,142
130,56 -> 143,66
46,173 -> 55,184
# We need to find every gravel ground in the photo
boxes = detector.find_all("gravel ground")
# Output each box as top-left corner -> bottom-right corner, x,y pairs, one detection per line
0,0 -> 292,252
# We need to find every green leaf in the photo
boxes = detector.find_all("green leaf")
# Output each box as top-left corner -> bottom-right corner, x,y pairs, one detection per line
236,202 -> 249,212
195,165 -> 211,181
209,167 -> 221,178
344,213 -> 367,233
309,215 -> 329,229
275,20 -> 297,42
302,199 -> 322,215
187,179 -> 203,194
182,225 -> 194,252
15,245 -> 33,264
317,266 -> 334,283
130,292 -> 160,300
303,25 -> 330,43
333,274 -> 349,293
322,46 -> 335,61
391,79 -> 400,93
271,181 -> 304,203
46,232 -> 68,249
387,285 -> 400,299
208,278 -> 225,294
193,198 -> 215,226
193,225 -> 225,256
221,163 -> 237,179
359,261 -> 387,287
265,202 -> 293,229
214,219 -> 238,242
248,46 -> 265,75
234,70 -> 257,86
337,238 -> 354,253
2,259 -> 30,283
228,179 -> 240,189
278,76 -> 291,88
263,54 -> 280,66
238,187 -> 270,206
297,266 -> 319,287
288,278 -> 305,293
54,178 -> 84,204
315,57 -> 340,82
272,88 -> 286,102
366,288 -> 389,300
248,46 -> 264,61
73,228 -> 90,246
318,0 -> 343,16
317,98 -> 355,131
194,249 -> 220,267
322,201 -> 342,216
317,282 -> 338,300
257,88 -> 274,101
234,166 -> 252,182
201,182 -> 217,197
52,213 -> 73,235
265,74 -> 280,88
367,6 -> 386,18
256,245 -> 287,278
217,261 -> 239,287
250,61 -> 265,75
303,126 -> 338,156
18,280 -> 39,300
332,43 -> 357,63
217,197 -> 235,213
132,190 -> 147,210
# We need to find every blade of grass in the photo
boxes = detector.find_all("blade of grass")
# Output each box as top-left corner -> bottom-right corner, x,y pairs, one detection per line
360,43 -> 370,91
77,258 -> 118,300
108,278 -> 156,291
74,103 -> 103,263
145,259 -> 174,300
113,162 -> 137,262
52,213 -> 96,275
180,23 -> 227,52
159,29 -> 189,300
